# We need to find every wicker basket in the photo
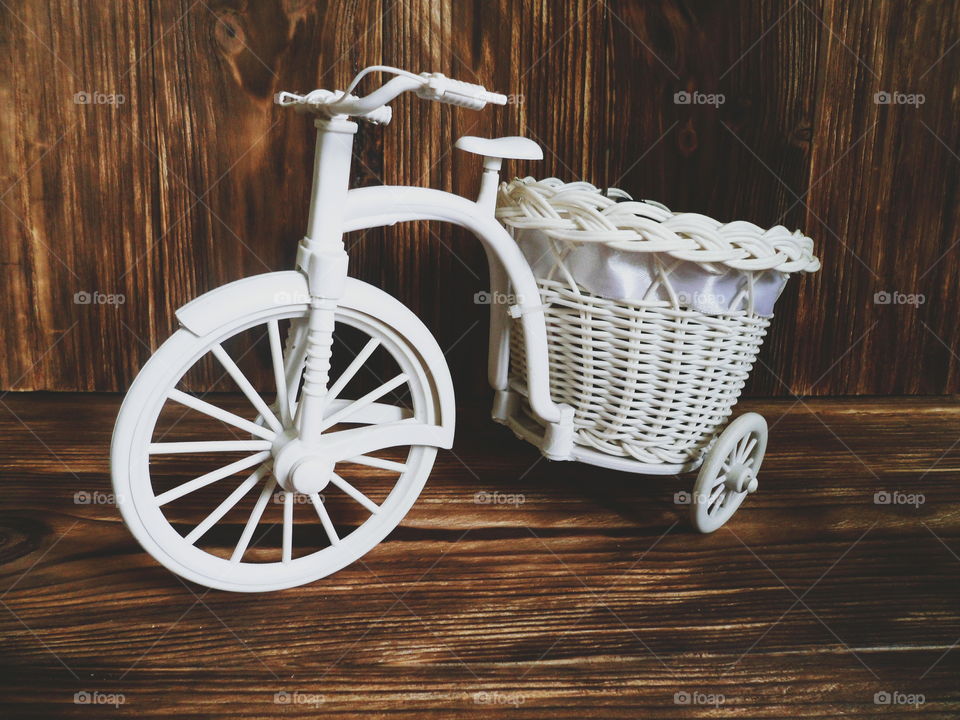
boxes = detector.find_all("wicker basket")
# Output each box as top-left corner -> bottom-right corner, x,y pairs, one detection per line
497,178 -> 820,468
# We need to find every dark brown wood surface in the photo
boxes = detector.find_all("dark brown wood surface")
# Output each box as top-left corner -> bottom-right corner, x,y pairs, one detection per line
0,393 -> 958,717
1,0 -> 959,396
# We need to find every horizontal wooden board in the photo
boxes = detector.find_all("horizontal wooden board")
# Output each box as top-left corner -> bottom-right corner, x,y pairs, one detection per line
0,393 -> 957,717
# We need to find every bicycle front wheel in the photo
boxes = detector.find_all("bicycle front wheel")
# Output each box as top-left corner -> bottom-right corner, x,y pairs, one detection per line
112,278 -> 451,592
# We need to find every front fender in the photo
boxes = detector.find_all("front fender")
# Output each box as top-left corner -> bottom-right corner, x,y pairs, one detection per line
176,271 -> 309,337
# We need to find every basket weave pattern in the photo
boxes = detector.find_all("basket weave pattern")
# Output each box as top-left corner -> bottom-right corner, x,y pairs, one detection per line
509,279 -> 769,465
497,178 -> 816,467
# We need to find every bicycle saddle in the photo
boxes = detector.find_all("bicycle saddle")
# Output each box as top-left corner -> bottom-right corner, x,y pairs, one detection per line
455,135 -> 543,160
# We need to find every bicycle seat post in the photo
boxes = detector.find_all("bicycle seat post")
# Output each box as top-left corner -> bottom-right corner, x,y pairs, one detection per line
476,156 -> 503,212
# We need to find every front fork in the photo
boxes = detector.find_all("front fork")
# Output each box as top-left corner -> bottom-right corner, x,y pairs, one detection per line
290,116 -> 357,445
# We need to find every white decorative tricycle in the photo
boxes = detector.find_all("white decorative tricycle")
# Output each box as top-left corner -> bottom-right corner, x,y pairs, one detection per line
112,66 -> 819,592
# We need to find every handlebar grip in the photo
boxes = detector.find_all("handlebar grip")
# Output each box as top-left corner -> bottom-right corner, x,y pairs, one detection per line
359,104 -> 393,124
416,73 -> 507,110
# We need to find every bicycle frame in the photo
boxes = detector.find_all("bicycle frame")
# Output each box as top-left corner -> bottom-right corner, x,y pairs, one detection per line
294,114 -> 572,452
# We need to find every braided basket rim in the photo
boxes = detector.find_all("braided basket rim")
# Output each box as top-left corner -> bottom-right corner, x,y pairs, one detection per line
496,177 -> 821,275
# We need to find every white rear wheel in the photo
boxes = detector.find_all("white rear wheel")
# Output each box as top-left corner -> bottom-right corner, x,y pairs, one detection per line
690,413 -> 767,533
112,288 -> 448,592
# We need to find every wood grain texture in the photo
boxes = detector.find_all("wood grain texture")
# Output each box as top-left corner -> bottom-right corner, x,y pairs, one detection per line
798,0 -> 960,395
0,393 -> 958,717
0,0 -> 958,396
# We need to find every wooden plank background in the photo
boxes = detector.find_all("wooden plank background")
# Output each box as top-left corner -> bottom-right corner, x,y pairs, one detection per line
1,394 -> 959,717
1,0 -> 958,396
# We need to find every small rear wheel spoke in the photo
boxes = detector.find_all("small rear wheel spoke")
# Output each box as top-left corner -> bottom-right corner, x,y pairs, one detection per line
708,490 -> 725,515
708,484 -> 725,505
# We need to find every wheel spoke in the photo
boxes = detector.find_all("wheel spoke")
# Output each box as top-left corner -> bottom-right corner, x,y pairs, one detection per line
739,436 -> 758,463
230,476 -> 277,563
166,389 -> 276,441
736,436 -> 748,459
212,344 -> 284,434
310,492 -> 340,546
284,320 -> 308,414
149,440 -> 272,454
320,374 -> 409,431
268,320 -> 292,427
155,451 -> 271,506
323,338 -> 381,409
708,485 -> 725,505
282,492 -> 293,563
329,472 -> 381,514
708,490 -> 726,515
184,465 -> 269,545
711,473 -> 727,489
343,454 -> 407,473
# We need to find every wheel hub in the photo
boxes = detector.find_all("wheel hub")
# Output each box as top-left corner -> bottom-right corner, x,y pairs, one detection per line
271,430 -> 334,494
724,463 -> 759,494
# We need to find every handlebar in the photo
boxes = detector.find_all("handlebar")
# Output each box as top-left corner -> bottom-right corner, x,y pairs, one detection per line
275,66 -> 507,125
